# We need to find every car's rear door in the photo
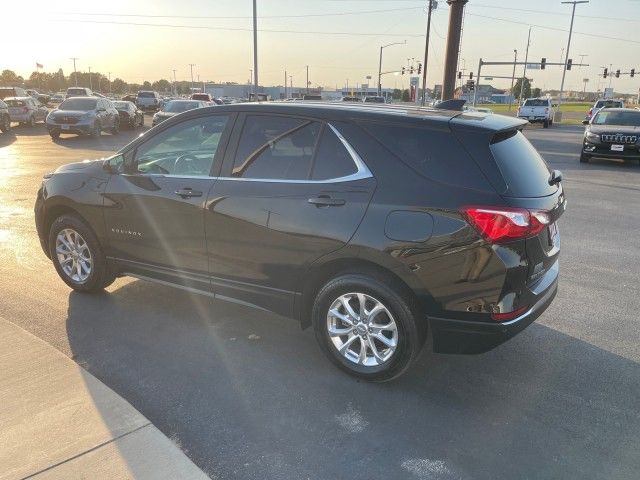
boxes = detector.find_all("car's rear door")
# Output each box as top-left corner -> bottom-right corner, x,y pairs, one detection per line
103,113 -> 234,290
205,113 -> 376,316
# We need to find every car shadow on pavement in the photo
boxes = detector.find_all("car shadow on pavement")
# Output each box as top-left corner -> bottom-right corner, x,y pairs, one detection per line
64,279 -> 640,480
0,131 -> 17,147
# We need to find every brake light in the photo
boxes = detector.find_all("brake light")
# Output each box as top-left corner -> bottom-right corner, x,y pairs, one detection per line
462,207 -> 550,243
22,107 -> 28,113
588,108 -> 592,115
491,305 -> 528,322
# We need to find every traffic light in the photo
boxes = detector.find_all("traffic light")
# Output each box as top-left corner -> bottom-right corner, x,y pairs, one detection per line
616,69 -> 620,78
402,67 -> 405,75
631,69 -> 636,78
457,71 -> 462,79
541,58 -> 546,70
417,63 -> 422,74
466,79 -> 475,91
603,68 -> 608,78
469,72 -> 473,79
566,59 -> 572,70
410,66 -> 414,74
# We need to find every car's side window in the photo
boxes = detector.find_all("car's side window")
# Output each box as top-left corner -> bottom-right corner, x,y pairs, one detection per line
231,115 -> 321,180
134,115 -> 229,177
311,127 -> 358,180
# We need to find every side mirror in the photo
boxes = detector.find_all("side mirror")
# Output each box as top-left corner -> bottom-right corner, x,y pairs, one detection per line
581,120 -> 589,125
103,154 -> 124,174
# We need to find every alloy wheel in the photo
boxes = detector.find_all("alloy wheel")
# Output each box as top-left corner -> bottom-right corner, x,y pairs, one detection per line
326,292 -> 398,366
55,228 -> 93,283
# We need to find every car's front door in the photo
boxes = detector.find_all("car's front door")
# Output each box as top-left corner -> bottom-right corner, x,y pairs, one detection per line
103,113 -> 233,290
205,113 -> 376,316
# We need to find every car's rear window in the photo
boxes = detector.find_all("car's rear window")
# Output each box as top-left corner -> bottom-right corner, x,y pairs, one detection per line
6,100 -> 26,107
59,98 -> 97,111
138,92 -> 155,98
490,130 -> 556,197
361,122 -> 492,191
191,94 -> 209,101
524,99 -> 549,107
67,89 -> 87,95
595,100 -> 622,109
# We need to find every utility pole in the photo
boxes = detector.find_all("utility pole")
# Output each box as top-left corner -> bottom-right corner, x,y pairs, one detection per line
378,40 -> 406,96
441,0 -> 468,101
284,70 -> 287,99
172,69 -> 177,95
108,72 -> 112,95
189,64 -> 195,92
252,0 -> 258,101
306,65 -> 309,94
289,75 -> 293,98
518,27 -> 531,104
509,49 -> 517,111
558,1 -> 589,109
70,57 -> 78,86
88,66 -> 92,91
249,69 -> 253,97
421,0 -> 436,106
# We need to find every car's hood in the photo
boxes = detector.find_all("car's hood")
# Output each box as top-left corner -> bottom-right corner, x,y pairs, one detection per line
54,159 -> 104,173
589,124 -> 640,134
50,110 -> 92,117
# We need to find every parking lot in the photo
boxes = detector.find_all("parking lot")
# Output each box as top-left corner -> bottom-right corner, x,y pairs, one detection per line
0,119 -> 639,479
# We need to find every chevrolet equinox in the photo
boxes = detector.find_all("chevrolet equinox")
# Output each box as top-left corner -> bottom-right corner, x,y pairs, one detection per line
35,103 -> 565,381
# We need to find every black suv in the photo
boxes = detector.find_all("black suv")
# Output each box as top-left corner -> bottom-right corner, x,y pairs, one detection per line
35,103 -> 565,381
581,108 -> 640,164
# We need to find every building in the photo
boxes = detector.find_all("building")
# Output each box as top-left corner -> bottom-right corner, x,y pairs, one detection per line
454,84 -> 505,104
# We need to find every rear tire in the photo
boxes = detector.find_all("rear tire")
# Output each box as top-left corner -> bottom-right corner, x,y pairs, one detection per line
48,214 -> 115,292
49,131 -> 60,140
91,121 -> 101,138
0,115 -> 10,133
111,118 -> 119,135
543,119 -> 549,128
27,115 -> 35,127
580,152 -> 590,163
312,272 -> 426,382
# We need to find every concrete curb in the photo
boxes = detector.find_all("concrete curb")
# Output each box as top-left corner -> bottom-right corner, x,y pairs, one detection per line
0,318 -> 209,480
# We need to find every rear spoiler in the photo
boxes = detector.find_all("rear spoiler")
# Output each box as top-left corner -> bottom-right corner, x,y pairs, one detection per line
435,99 -> 466,111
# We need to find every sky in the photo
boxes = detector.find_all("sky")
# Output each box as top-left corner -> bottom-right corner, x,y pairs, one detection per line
4,0 -> 640,94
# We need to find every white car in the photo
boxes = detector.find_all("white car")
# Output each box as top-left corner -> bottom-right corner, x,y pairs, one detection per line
517,98 -> 555,128
136,90 -> 163,111
4,96 -> 48,126
585,99 -> 624,123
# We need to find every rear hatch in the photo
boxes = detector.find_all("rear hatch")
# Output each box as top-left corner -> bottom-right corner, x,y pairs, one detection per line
519,99 -> 549,118
451,117 -> 565,285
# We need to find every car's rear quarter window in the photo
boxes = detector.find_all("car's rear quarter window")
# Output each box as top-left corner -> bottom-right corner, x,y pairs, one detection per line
490,130 -> 557,197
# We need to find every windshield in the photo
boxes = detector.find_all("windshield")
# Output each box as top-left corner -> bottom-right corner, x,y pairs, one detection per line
113,101 -> 130,110
67,88 -> 87,96
524,99 -> 549,107
595,100 -> 622,109
6,99 -> 26,107
191,94 -> 209,101
59,98 -> 97,111
162,101 -> 200,113
593,110 -> 640,126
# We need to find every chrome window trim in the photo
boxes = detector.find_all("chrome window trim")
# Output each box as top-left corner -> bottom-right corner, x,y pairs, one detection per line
217,122 -> 373,184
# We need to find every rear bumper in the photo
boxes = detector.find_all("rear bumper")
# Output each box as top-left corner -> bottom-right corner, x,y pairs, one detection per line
10,113 -> 31,122
518,116 -> 549,123
47,122 -> 94,135
430,262 -> 558,354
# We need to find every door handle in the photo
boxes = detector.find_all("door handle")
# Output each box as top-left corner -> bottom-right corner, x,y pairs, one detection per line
175,188 -> 203,199
308,195 -> 346,207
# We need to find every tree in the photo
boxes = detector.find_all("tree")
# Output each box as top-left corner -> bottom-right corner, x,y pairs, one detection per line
142,81 -> 152,89
401,89 -> 410,102
531,87 -> 541,98
513,77 -> 531,100
152,79 -> 171,92
111,78 -> 127,94
392,88 -> 402,100
0,69 -> 24,86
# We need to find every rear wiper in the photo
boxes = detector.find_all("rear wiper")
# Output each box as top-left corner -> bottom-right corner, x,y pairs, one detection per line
548,169 -> 563,186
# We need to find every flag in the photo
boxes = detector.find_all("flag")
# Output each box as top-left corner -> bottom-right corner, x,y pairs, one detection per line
36,62 -> 43,69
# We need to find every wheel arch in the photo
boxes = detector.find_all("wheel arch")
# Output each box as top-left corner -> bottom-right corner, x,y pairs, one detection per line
42,200 -> 99,255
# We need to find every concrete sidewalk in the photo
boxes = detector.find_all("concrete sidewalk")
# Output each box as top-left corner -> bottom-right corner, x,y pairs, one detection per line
0,318 -> 209,480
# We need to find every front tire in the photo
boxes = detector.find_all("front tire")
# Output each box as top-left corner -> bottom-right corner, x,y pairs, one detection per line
91,121 -> 101,138
543,119 -> 549,128
49,130 -> 60,139
48,214 -> 115,292
111,118 -> 120,135
312,273 -> 426,382
580,151 -> 590,163
0,115 -> 10,133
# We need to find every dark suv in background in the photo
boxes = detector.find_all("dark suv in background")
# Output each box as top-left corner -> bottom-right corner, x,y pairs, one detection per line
35,103 -> 565,381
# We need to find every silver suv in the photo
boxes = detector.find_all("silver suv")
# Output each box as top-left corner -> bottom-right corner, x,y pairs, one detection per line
136,91 -> 163,112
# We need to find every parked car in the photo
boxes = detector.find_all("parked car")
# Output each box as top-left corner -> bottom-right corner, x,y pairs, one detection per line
191,93 -> 213,102
0,86 -> 28,100
4,97 -> 48,126
112,101 -> 144,128
26,89 -> 51,105
136,90 -> 163,111
584,99 -> 624,123
517,98 -> 555,128
151,99 -> 207,126
121,94 -> 138,103
341,96 -> 361,103
0,99 -> 11,133
580,108 -> 640,164
50,92 -> 66,104
35,103 -> 565,381
65,87 -> 93,99
46,97 -> 119,139
363,96 -> 386,104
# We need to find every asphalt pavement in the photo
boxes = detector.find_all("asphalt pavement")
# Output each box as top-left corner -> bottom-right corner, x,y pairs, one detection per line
0,118 -> 638,480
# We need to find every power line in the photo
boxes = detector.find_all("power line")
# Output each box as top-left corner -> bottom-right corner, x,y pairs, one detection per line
471,3 -> 640,23
57,6 -> 423,20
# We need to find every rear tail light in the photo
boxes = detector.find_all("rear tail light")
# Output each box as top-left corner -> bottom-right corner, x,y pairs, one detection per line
22,107 -> 28,113
462,207 -> 550,243
491,305 -> 528,322
588,108 -> 592,115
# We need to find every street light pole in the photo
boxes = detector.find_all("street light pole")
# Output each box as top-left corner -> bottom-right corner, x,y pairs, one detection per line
378,40 -> 406,96
306,65 -> 309,94
108,72 -> 112,95
88,66 -> 92,91
189,64 -> 195,92
558,1 -> 589,109
70,58 -> 78,86
172,69 -> 177,95
518,27 -> 531,104
252,0 -> 258,101
421,0 -> 436,106
508,50 -> 517,111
